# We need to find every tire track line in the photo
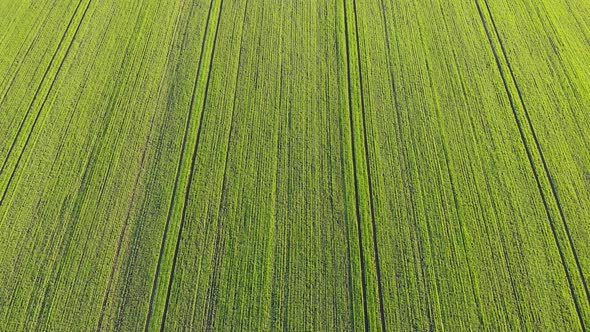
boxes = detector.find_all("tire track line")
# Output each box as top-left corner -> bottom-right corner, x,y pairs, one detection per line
342,0 -> 370,329
143,0 -> 217,329
480,0 -> 589,304
474,0 -> 588,329
350,0 -> 387,330
0,0 -> 86,170
0,0 -> 93,205
157,0 -> 224,329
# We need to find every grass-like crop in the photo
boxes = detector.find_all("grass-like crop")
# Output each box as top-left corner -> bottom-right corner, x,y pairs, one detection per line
0,0 -> 588,330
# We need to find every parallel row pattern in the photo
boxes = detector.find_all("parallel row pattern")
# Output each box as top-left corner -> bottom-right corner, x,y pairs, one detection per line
0,0 -> 588,330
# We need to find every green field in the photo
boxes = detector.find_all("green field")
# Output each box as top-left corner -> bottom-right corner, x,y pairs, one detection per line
0,0 -> 589,330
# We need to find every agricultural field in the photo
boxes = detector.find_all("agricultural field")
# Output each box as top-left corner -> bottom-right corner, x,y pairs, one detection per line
0,0 -> 588,330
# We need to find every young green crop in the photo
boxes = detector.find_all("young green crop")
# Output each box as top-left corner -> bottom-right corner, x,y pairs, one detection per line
0,0 -> 588,330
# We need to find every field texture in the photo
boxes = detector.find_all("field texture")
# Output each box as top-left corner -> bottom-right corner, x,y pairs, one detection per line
0,0 -> 589,330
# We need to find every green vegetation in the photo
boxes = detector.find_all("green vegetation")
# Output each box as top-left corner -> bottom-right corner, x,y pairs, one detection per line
0,0 -> 588,330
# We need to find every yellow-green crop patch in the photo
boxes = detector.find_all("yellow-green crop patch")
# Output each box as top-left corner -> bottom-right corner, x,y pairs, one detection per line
0,0 -> 588,330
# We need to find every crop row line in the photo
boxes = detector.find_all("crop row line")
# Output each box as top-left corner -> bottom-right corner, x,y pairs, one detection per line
96,94 -> 157,332
474,0 -> 589,329
270,4 -> 286,328
86,0 -> 178,329
0,0 -> 93,205
15,0 -> 150,323
200,0 -> 257,324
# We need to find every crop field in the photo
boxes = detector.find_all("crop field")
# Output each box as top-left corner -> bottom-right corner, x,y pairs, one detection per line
0,0 -> 589,330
